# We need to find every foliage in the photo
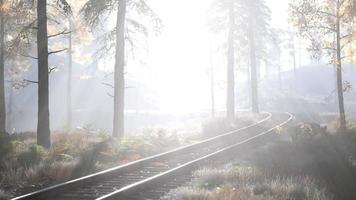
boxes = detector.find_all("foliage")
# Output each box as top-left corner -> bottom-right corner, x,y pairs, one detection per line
17,144 -> 48,166
0,127 -> 184,197
208,0 -> 271,66
289,0 -> 355,61
0,132 -> 12,161
163,166 -> 330,200
80,0 -> 163,60
247,125 -> 356,200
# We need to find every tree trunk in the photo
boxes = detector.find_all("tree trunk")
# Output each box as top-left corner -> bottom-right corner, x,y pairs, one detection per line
113,0 -> 126,138
67,20 -> 72,130
37,0 -> 51,148
336,10 -> 346,131
209,43 -> 215,118
278,55 -> 281,89
0,0 -> 6,133
7,83 -> 12,131
248,20 -> 259,113
265,60 -> 269,79
226,0 -> 235,123
292,38 -> 297,80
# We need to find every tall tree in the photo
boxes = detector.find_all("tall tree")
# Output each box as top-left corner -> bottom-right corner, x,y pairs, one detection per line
209,0 -> 270,116
113,0 -> 126,138
67,18 -> 72,130
226,0 -> 235,122
209,0 -> 240,122
0,0 -> 6,133
290,0 -> 356,130
81,0 -> 161,138
36,0 -> 51,148
245,0 -> 270,113
209,40 -> 215,118
34,0 -> 72,147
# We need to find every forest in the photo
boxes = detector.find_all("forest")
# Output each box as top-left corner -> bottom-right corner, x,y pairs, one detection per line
0,0 -> 355,199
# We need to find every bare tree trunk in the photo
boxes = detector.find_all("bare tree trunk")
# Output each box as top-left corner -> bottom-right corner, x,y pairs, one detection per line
278,55 -> 281,89
265,60 -> 269,79
292,38 -> 297,80
113,0 -> 126,138
67,20 -> 72,130
37,0 -> 51,148
7,83 -> 12,131
336,7 -> 346,131
0,0 -> 6,133
209,43 -> 215,118
226,0 -> 235,123
248,20 -> 259,113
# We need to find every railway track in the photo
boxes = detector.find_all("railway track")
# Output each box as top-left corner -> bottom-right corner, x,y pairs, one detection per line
13,112 -> 293,200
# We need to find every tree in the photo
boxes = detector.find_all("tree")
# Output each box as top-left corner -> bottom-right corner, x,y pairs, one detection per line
81,0 -> 161,138
268,28 -> 283,88
209,0 -> 240,122
209,0 -> 270,116
0,0 -> 6,133
67,18 -> 73,130
0,0 -> 33,133
244,0 -> 270,113
36,0 -> 51,148
290,0 -> 356,130
31,0 -> 71,147
226,0 -> 235,122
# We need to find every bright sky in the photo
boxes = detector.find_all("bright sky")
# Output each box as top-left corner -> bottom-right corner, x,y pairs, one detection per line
132,0 -> 290,114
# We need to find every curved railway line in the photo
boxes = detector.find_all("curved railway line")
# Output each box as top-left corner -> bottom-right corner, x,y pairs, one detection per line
13,112 -> 293,200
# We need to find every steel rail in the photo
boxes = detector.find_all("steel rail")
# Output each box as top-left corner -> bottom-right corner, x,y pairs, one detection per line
12,112 -> 274,200
98,112 -> 293,200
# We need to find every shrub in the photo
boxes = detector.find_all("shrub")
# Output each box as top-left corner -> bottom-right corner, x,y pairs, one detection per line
247,125 -> 356,200
0,133 -> 13,162
17,144 -> 48,167
0,189 -> 9,200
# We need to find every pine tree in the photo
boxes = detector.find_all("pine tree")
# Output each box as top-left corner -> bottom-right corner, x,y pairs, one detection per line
81,0 -> 161,138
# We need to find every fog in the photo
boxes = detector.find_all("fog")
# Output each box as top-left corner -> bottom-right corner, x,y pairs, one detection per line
4,0 -> 322,133
1,0 -> 356,199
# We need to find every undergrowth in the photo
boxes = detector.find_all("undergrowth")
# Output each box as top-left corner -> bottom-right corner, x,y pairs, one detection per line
163,165 -> 330,200
0,128 -> 182,198
244,122 -> 356,200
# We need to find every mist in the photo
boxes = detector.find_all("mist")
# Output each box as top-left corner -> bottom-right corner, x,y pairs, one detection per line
1,0 -> 355,199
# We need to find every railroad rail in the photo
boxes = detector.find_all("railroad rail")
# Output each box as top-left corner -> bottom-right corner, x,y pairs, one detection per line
13,112 -> 293,200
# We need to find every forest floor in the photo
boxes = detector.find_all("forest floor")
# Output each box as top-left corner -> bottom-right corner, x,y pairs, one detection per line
0,113 -> 264,199
163,116 -> 356,200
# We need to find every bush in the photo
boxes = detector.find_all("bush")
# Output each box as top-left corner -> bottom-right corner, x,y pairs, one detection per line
17,144 -> 48,167
0,133 -> 13,162
247,125 -> 356,200
0,189 -> 9,200
163,166 -> 329,200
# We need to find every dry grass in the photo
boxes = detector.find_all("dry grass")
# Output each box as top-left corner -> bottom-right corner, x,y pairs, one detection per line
163,166 -> 330,200
0,127 -> 183,198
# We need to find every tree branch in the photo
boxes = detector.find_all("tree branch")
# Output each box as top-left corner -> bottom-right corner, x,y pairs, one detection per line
102,82 -> 114,88
48,48 -> 68,55
316,10 -> 336,18
107,93 -> 114,98
24,79 -> 38,84
20,53 -> 38,60
48,30 -> 72,38
49,67 -> 57,74
304,25 -> 336,32
340,34 -> 351,40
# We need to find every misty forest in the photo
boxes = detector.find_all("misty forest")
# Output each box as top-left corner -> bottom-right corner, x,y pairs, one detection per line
0,0 -> 355,199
